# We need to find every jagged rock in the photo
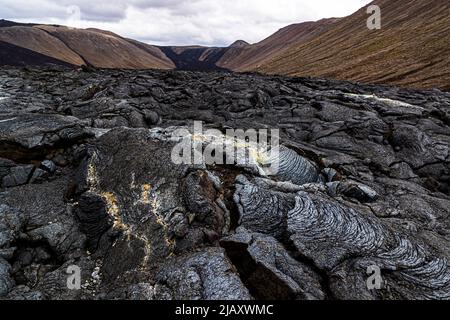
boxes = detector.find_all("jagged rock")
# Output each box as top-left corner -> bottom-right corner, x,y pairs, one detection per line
142,110 -> 161,125
0,67 -> 449,300
391,124 -> 448,168
221,228 -> 325,300
2,165 -> 33,187
327,180 -> 379,202
322,168 -> 339,182
0,248 -> 16,260
0,204 -> 24,248
29,168 -> 48,184
5,285 -> 44,300
0,113 -> 93,162
0,177 -> 87,264
182,170 -> 225,231
154,248 -> 251,300
0,158 -> 15,182
234,175 -> 296,238
389,162 -> 417,179
233,175 -> 450,299
125,283 -> 167,300
0,257 -> 14,297
75,192 -> 112,249
40,160 -> 56,173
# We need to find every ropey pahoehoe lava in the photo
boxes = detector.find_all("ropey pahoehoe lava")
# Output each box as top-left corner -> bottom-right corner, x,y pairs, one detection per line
0,67 -> 449,300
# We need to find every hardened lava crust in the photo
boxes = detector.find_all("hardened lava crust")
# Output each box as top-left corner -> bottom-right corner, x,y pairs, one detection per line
0,67 -> 449,300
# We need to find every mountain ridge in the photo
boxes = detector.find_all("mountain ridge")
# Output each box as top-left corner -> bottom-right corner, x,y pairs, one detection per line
255,0 -> 450,90
0,22 -> 174,69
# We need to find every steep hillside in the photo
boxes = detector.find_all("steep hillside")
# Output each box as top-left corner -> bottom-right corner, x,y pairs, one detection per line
0,26 -> 85,66
125,39 -> 175,69
35,25 -> 174,69
256,0 -> 450,90
217,18 -> 339,71
0,40 -> 74,67
0,21 -> 174,70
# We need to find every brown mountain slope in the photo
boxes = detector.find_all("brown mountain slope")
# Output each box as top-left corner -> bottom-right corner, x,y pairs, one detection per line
0,26 -> 85,66
0,21 -> 174,69
255,0 -> 450,91
85,28 -> 175,68
35,25 -> 174,69
217,18 -> 340,71
125,39 -> 175,68
0,40 -> 75,67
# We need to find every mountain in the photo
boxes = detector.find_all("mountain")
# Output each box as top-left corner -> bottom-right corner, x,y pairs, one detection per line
158,41 -> 251,71
158,46 -> 228,71
217,18 -> 339,71
0,20 -> 174,69
254,0 -> 450,91
0,25 -> 86,66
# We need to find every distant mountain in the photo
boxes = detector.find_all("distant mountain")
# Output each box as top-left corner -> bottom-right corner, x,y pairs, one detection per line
254,0 -> 450,91
157,41 -> 251,71
158,46 -> 228,71
0,20 -> 174,69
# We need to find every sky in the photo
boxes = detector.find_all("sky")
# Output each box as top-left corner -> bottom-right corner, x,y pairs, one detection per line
0,0 -> 372,46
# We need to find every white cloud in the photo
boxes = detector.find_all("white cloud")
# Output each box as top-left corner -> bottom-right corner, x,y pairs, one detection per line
0,0 -> 372,46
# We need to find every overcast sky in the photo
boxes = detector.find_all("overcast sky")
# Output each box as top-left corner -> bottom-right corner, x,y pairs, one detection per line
0,0 -> 372,46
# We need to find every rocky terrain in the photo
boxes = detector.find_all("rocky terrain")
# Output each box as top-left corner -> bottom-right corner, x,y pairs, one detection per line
0,67 -> 449,300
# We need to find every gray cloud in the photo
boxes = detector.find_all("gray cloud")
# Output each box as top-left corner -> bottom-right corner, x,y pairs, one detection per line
0,0 -> 371,46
